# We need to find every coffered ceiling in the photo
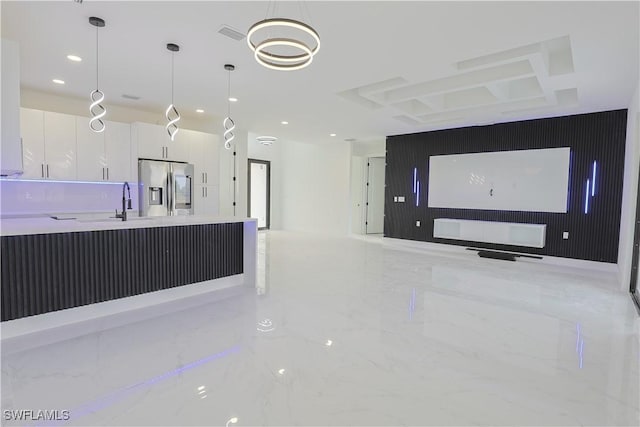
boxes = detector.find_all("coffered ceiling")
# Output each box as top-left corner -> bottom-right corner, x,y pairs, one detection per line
2,1 -> 638,145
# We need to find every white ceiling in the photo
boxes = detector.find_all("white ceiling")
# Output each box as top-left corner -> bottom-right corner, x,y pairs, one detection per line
2,1 -> 638,145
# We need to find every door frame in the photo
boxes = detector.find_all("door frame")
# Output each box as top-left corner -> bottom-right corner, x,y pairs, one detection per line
247,158 -> 271,230
630,155 -> 640,313
365,156 -> 385,234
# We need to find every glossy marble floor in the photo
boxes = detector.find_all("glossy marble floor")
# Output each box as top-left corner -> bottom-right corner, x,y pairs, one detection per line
2,231 -> 639,426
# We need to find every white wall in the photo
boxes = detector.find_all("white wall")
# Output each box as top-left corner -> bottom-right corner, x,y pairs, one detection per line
219,127 -> 248,219
618,83 -> 640,291
248,132 -> 282,229
280,140 -> 351,235
350,139 -> 386,234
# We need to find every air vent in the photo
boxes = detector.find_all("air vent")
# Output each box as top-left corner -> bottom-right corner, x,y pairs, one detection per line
218,25 -> 246,41
256,136 -> 276,145
344,138 -> 356,142
122,94 -> 140,100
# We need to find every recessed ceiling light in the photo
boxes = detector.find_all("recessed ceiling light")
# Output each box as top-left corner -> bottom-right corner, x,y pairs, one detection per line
52,79 -> 65,85
330,133 -> 336,137
228,97 -> 238,102
196,109 -> 205,113
67,54 -> 82,62
281,121 -> 288,125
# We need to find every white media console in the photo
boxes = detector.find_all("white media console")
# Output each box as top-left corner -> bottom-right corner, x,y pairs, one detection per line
433,218 -> 546,248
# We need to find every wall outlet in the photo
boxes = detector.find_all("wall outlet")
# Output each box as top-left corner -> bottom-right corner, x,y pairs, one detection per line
394,196 -> 398,202
398,196 -> 405,202
562,231 -> 569,240
416,220 -> 421,227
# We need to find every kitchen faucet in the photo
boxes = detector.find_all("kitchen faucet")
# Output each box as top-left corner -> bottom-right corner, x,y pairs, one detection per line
115,181 -> 133,221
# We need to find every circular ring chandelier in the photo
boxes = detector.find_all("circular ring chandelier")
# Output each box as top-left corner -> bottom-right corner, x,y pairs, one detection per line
247,18 -> 320,71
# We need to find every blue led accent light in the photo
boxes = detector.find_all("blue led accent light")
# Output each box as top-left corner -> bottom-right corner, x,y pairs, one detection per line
579,338 -> 584,369
592,161 -> 597,197
585,180 -> 590,214
567,150 -> 572,212
416,181 -> 420,206
0,178 -> 130,185
413,168 -> 417,193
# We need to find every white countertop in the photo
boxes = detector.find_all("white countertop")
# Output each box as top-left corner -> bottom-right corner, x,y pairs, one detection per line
1,215 -> 256,236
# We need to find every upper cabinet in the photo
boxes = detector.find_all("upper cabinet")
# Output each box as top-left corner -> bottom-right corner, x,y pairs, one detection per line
133,122 -> 189,162
76,118 -> 132,182
1,39 -> 23,176
21,108 -> 77,180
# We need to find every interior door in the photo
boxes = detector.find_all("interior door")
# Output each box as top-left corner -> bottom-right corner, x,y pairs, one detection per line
366,157 -> 385,234
248,159 -> 270,230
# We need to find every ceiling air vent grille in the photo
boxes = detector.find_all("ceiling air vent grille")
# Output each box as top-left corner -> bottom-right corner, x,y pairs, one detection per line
218,25 -> 246,41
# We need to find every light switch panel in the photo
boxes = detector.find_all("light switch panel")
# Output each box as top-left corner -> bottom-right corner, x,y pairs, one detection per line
398,196 -> 405,202
416,221 -> 421,227
394,196 -> 398,202
562,231 -> 569,240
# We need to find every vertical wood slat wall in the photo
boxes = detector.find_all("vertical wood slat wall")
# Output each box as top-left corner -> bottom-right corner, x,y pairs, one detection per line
384,109 -> 628,262
1,222 -> 244,321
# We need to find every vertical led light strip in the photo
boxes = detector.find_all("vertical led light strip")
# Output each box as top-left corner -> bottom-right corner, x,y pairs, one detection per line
416,181 -> 420,206
413,168 -> 417,193
566,150 -> 572,212
591,161 -> 597,197
585,179 -> 590,214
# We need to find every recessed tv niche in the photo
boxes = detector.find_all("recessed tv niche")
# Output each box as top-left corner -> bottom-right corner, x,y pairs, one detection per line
428,147 -> 571,213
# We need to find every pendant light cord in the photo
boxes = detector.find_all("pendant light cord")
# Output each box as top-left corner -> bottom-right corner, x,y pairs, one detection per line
227,70 -> 231,116
95,25 -> 99,90
171,53 -> 175,104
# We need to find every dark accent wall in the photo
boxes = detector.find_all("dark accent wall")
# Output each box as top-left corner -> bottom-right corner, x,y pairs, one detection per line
385,110 -> 628,263
1,222 -> 243,321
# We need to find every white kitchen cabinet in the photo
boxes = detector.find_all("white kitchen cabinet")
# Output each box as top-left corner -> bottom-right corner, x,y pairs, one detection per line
194,184 -> 218,215
19,108 -> 45,179
1,39 -> 23,176
188,130 -> 220,185
76,116 -> 106,181
20,109 -> 77,180
43,112 -> 77,180
104,121 -> 132,182
133,122 -> 188,162
77,118 -> 132,182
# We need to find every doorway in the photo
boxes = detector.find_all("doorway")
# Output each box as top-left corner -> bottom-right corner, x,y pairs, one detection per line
248,159 -> 270,230
366,157 -> 385,234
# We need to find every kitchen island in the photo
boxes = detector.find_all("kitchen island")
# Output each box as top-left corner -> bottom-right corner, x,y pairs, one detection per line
1,216 -> 257,322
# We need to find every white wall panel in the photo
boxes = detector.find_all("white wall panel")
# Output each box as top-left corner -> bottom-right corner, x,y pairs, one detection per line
428,147 -> 570,212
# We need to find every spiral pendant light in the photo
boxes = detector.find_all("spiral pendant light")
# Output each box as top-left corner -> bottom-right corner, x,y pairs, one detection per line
88,17 -> 106,133
165,43 -> 181,141
223,64 -> 236,150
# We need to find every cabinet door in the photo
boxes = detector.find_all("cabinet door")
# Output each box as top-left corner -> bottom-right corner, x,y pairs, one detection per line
76,116 -> 106,181
134,122 -> 167,160
20,108 -> 45,179
167,128 -> 191,162
44,112 -> 77,180
193,185 -> 218,215
105,121 -> 132,182
189,131 -> 219,185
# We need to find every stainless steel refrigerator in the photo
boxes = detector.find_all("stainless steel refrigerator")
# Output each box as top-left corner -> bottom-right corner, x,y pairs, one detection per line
138,159 -> 194,216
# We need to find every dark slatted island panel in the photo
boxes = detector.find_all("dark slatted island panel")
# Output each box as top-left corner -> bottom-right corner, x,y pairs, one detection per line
1,222 -> 244,321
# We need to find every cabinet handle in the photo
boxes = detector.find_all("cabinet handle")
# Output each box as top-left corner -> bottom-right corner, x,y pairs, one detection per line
103,168 -> 105,180
46,164 -> 49,178
107,168 -> 109,180
205,172 -> 208,184
166,146 -> 169,158
41,164 -> 45,178
205,187 -> 208,197
202,187 -> 205,197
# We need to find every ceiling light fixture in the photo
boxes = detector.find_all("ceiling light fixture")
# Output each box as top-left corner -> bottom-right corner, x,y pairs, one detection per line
330,133 -> 336,137
165,43 -> 181,141
67,54 -> 82,62
88,16 -> 106,133
196,109 -> 204,113
228,97 -> 238,102
256,136 -> 277,145
223,64 -> 236,150
247,2 -> 320,71
52,79 -> 65,85
281,121 -> 288,125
